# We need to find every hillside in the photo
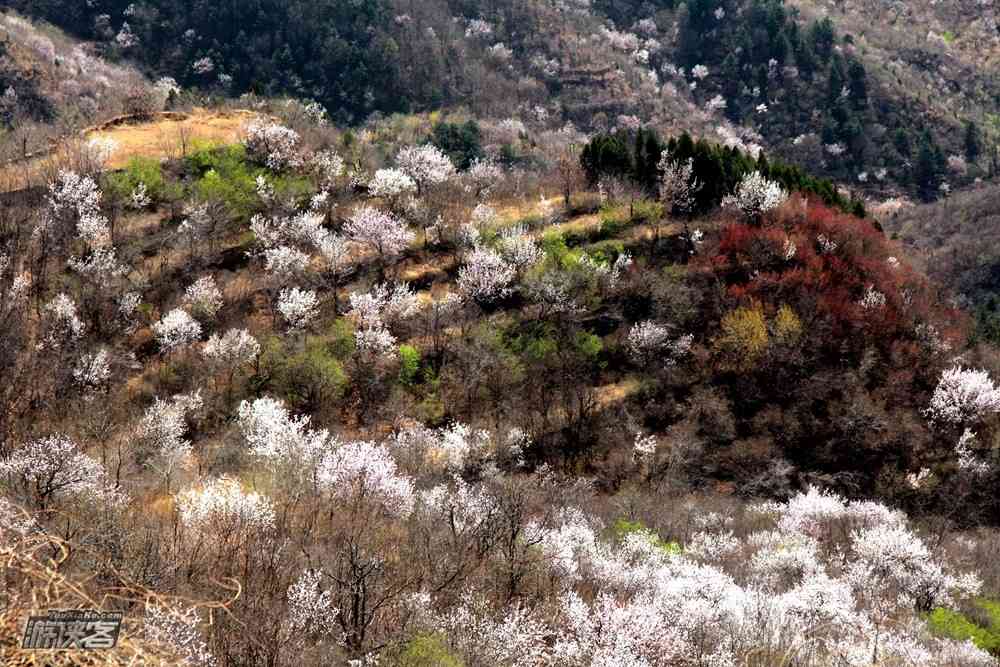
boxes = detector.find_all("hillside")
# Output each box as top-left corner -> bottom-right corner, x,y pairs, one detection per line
5,1 -> 997,203
4,98 -> 1000,663
6,5 -> 1000,667
882,182 -> 1000,345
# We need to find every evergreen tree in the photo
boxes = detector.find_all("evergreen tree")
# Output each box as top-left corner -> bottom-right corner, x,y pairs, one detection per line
965,120 -> 983,163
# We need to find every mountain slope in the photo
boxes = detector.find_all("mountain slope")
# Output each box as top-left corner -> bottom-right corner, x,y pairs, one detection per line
6,0 -> 997,204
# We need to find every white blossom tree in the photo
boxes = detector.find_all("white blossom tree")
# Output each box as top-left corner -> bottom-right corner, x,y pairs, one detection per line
203,329 -> 260,403
153,308 -> 202,353
343,206 -> 414,281
277,287 -> 319,331
137,391 -> 203,491
722,171 -> 787,222
926,366 -> 1000,425
244,120 -> 303,171
183,276 -> 224,321
0,434 -> 120,509
457,247 -> 516,303
396,144 -> 456,195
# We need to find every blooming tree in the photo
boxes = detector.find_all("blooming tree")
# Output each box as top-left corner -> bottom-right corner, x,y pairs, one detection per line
176,476 -> 276,536
276,287 -> 319,331
137,391 -> 203,491
926,366 -> 1000,425
73,348 -> 111,394
658,155 -> 701,218
722,171 -> 787,221
42,293 -> 85,348
396,144 -> 456,195
498,226 -> 544,274
183,276 -> 224,321
143,603 -> 217,667
368,168 -> 417,201
0,434 -> 120,508
343,206 -> 414,279
317,440 -> 416,517
457,247 -> 516,303
153,308 -> 202,353
244,120 -> 302,171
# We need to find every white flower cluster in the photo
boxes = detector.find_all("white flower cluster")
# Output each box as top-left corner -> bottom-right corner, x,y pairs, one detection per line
43,293 -> 85,347
277,287 -> 319,331
183,276 -> 224,320
153,308 -> 202,353
73,348 -> 111,392
722,171 -> 787,220
498,225 -> 544,273
144,603 -> 217,667
311,150 -> 345,187
625,321 -> 693,365
0,434 -> 121,505
343,205 -> 414,261
926,366 -> 1000,425
47,170 -> 109,248
317,440 -> 416,517
138,391 -> 203,480
857,285 -> 887,310
368,168 -> 417,199
457,246 -> 516,303
658,156 -> 701,217
244,120 -> 303,171
203,329 -> 260,370
285,569 -> 339,638
396,144 -> 456,193
419,485 -> 990,666
176,476 -> 275,534
348,282 -> 419,358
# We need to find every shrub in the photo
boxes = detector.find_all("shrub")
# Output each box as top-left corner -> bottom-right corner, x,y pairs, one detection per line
258,337 -> 349,413
715,304 -> 769,371
394,633 -> 465,667
398,344 -> 421,386
927,600 -> 1000,654
105,157 -> 166,203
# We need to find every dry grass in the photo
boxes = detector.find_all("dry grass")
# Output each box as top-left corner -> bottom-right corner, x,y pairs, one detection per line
1,526 -> 235,666
87,109 -> 258,170
0,109 -> 259,192
593,376 -> 642,409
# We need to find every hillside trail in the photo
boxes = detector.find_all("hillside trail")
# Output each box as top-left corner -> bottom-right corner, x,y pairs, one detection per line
0,108 -> 258,192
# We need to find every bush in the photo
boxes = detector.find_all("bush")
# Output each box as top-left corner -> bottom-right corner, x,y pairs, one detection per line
431,120 -> 482,170
393,633 -> 464,667
715,305 -> 769,371
257,337 -> 349,413
104,157 -> 166,203
398,344 -> 421,386
927,600 -> 1000,654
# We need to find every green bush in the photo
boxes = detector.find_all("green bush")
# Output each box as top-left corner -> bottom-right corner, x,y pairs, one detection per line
398,344 -> 421,386
258,336 -> 349,413
393,633 -> 464,667
597,209 -> 629,240
104,156 -> 166,202
927,600 -> 1000,654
